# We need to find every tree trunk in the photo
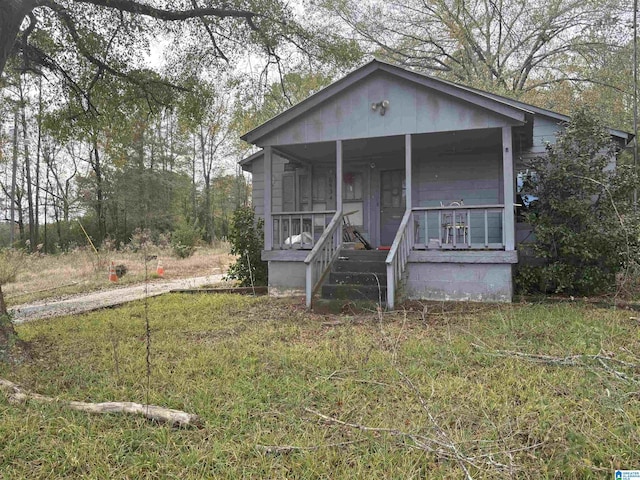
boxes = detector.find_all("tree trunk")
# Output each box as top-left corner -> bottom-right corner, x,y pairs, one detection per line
0,0 -> 38,76
0,283 -> 8,315
199,126 -> 213,243
91,138 -> 106,244
20,80 -> 36,252
16,185 -> 25,242
9,108 -> 18,246
0,283 -> 18,358
34,76 -> 43,249
191,135 -> 197,225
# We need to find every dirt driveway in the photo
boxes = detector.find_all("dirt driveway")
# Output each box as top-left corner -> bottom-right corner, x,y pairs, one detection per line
10,274 -> 224,324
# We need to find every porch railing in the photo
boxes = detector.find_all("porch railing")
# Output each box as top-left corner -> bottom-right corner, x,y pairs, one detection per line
304,211 -> 343,308
385,210 -> 414,310
272,210 -> 336,250
412,205 -> 505,249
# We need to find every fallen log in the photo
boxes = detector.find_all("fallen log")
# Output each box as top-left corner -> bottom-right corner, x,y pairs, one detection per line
0,379 -> 202,428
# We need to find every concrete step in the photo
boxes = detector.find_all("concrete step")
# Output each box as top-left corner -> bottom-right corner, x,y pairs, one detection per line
337,249 -> 388,261
321,283 -> 387,302
329,271 -> 386,286
332,259 -> 387,274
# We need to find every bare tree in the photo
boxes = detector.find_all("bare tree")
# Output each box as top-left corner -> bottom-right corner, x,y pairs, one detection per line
319,0 -> 628,96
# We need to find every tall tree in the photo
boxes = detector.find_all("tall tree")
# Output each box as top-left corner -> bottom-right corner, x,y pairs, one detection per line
178,79 -> 234,243
317,0 -> 627,98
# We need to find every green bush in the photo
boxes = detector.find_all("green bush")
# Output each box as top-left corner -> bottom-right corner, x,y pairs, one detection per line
171,223 -> 202,259
516,107 -> 639,296
225,206 -> 267,286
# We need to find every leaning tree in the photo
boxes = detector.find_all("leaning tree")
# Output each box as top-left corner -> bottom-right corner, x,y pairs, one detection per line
1,0 -> 310,77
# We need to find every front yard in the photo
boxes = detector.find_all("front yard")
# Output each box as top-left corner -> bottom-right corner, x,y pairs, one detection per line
1,295 -> 638,478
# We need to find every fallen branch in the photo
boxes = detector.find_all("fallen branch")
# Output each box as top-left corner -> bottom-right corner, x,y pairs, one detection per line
304,407 -> 528,476
0,379 -> 202,428
471,344 -> 639,384
396,367 -> 475,479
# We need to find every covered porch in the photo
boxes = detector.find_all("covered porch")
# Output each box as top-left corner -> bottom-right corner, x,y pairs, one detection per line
257,126 -> 518,308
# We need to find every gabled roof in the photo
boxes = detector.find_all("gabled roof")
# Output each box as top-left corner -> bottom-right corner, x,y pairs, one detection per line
452,83 -> 632,143
238,149 -> 263,168
241,58 -> 633,148
241,59 -> 533,145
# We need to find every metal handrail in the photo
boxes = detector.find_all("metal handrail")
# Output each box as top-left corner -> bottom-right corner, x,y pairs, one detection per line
385,209 -> 413,310
303,211 -> 343,309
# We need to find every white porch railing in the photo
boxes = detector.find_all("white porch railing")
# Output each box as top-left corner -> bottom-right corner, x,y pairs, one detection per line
304,211 -> 343,308
385,210 -> 414,310
272,210 -> 336,250
412,205 -> 505,249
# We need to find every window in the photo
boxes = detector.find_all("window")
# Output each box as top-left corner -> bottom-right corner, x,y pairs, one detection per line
312,174 -> 326,202
282,172 -> 296,212
342,172 -> 363,201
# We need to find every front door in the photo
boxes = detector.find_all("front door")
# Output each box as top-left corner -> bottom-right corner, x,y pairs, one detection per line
380,169 -> 405,246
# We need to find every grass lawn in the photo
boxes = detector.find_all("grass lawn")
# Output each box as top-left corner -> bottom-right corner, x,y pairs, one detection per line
1,295 -> 639,478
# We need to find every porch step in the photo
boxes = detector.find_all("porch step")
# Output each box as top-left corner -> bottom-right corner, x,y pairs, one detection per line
321,284 -> 387,301
321,249 -> 388,302
328,271 -> 386,286
332,250 -> 388,274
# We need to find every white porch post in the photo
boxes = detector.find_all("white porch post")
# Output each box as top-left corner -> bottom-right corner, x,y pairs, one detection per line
264,146 -> 273,250
502,127 -> 515,251
336,140 -> 343,213
405,134 -> 412,210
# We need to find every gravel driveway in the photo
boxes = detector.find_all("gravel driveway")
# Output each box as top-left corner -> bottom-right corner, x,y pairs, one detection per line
10,274 -> 224,324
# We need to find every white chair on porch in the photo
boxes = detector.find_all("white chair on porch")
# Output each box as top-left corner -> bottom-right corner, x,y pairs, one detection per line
441,201 -> 468,245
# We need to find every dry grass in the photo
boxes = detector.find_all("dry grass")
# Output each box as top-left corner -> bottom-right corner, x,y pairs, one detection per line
4,245 -> 234,306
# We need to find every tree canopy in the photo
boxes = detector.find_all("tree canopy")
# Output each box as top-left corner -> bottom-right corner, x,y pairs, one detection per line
315,0 -> 631,116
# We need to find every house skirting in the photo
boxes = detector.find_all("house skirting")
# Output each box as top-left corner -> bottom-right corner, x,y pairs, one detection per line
262,249 -> 518,303
405,251 -> 518,303
262,250 -> 307,296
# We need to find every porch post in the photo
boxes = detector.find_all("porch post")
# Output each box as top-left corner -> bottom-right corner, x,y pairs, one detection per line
264,146 -> 273,250
336,140 -> 343,213
502,127 -> 515,251
405,134 -> 412,210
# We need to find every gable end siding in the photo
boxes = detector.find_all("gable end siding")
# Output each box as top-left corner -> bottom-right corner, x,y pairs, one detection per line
257,72 -> 523,147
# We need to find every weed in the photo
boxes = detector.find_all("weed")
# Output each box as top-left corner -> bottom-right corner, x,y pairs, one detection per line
1,298 -> 638,478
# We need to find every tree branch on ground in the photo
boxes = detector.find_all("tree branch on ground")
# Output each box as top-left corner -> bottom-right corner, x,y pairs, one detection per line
304,406 -> 541,476
471,344 -> 640,383
0,378 -> 203,428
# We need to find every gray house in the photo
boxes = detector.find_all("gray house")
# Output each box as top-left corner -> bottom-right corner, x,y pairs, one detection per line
240,60 -> 632,308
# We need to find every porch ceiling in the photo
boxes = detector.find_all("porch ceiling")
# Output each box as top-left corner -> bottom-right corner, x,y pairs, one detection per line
276,129 -> 502,164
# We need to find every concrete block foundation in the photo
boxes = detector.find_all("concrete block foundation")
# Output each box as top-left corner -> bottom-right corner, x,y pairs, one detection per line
404,250 -> 517,302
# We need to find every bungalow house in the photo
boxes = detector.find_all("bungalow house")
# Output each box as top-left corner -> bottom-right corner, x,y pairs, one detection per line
239,59 -> 632,309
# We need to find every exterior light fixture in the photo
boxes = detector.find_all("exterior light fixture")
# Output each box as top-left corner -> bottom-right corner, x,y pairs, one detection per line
371,99 -> 390,115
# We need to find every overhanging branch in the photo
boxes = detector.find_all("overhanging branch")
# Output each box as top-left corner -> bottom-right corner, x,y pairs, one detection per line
73,0 -> 259,29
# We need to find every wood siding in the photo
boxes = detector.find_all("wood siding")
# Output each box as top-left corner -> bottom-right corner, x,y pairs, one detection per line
413,152 -> 503,244
258,71 -> 519,146
251,157 -> 264,217
517,115 -> 562,167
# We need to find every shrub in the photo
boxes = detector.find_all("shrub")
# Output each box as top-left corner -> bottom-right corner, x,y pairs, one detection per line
171,223 -> 202,259
516,107 -> 639,296
225,206 -> 267,286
